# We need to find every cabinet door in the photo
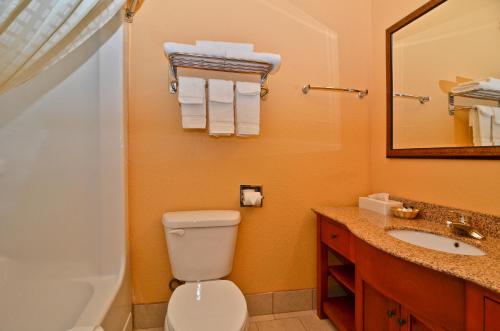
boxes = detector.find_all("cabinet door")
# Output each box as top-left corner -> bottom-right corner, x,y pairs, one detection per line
484,298 -> 500,331
362,282 -> 399,331
400,306 -> 445,331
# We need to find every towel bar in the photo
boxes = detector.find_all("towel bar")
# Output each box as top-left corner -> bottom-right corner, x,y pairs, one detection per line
393,93 -> 430,104
302,84 -> 368,98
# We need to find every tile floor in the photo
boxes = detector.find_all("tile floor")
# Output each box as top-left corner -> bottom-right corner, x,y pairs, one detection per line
134,310 -> 337,331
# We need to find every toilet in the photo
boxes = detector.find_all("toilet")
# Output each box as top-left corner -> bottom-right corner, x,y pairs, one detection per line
162,210 -> 248,331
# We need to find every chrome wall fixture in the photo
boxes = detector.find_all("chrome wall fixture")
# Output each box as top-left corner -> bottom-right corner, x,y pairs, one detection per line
448,88 -> 500,115
125,0 -> 138,23
302,84 -> 368,98
168,53 -> 273,98
393,93 -> 430,104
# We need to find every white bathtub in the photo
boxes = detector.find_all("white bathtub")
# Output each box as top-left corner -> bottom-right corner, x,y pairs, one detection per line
0,257 -> 124,331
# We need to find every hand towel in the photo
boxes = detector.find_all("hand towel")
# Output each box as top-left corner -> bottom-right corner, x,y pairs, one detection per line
208,79 -> 234,136
469,108 -> 479,146
451,77 -> 500,94
492,106 -> 500,146
235,81 -> 260,136
195,40 -> 254,52
178,76 -> 206,129
226,50 -> 282,73
476,105 -> 493,146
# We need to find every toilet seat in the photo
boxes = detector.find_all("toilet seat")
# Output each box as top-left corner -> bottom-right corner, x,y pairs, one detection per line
166,280 -> 248,331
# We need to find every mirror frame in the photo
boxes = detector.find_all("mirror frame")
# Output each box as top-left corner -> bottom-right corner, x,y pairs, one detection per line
386,0 -> 500,159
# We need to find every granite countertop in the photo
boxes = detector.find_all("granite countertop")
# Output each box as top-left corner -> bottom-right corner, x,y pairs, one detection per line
312,206 -> 500,294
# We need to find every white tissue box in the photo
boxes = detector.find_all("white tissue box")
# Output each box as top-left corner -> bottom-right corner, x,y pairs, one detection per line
359,197 -> 403,215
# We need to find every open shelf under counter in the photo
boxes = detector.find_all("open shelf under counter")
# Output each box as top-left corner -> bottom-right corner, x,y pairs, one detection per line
323,296 -> 355,331
328,264 -> 355,293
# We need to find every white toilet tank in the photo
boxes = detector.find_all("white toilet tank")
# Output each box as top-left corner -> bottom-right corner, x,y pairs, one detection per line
162,210 -> 241,282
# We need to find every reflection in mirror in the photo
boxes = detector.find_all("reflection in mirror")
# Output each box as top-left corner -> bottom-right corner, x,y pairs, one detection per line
391,0 -> 500,150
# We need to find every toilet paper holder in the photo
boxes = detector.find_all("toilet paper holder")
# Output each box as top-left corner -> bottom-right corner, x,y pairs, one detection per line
240,185 -> 264,208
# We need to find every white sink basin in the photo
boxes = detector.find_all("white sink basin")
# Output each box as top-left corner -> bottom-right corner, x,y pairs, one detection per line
387,230 -> 486,256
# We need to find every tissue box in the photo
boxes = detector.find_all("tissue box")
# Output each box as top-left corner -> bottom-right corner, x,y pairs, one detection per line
359,197 -> 403,215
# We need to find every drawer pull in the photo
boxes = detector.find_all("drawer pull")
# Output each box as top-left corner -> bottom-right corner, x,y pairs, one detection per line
330,234 -> 338,239
398,318 -> 407,326
386,310 -> 395,318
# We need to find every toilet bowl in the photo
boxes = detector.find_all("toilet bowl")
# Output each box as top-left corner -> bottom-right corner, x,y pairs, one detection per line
162,210 -> 247,331
165,280 -> 248,331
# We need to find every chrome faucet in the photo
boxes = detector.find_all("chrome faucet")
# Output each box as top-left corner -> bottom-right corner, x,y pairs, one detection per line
446,214 -> 485,240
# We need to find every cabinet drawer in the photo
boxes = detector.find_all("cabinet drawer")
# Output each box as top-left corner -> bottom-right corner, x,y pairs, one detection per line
320,219 -> 351,258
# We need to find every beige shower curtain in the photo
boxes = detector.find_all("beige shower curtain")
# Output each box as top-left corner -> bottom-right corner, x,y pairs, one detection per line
0,0 -> 125,94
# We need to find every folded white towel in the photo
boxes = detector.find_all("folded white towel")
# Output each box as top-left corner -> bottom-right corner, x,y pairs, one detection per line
178,76 -> 206,129
452,77 -> 500,94
163,42 -> 225,57
235,82 -> 260,136
226,50 -> 281,74
208,79 -> 234,136
476,105 -> 494,146
163,42 -> 281,74
492,106 -> 500,146
196,40 -> 254,52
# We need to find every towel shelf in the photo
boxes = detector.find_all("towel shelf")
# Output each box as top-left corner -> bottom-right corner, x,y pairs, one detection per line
302,85 -> 368,98
448,88 -> 500,115
167,52 -> 273,98
393,93 -> 430,104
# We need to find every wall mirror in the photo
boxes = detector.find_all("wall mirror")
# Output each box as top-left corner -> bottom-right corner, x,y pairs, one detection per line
386,0 -> 500,159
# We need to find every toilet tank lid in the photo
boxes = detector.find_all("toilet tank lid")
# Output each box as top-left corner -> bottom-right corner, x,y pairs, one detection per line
162,210 -> 241,229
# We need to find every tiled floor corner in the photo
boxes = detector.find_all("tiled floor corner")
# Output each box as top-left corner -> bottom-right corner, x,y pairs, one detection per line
250,310 -> 337,331
133,302 -> 168,329
134,310 -> 337,331
272,289 -> 313,314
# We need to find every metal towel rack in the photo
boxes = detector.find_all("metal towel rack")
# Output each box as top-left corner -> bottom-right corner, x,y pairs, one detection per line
448,88 -> 500,115
302,84 -> 368,98
167,53 -> 274,98
393,93 -> 430,104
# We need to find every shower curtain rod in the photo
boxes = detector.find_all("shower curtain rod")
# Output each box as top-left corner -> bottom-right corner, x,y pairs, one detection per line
125,0 -> 138,23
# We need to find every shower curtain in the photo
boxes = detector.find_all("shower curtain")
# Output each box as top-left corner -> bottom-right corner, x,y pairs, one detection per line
0,0 -> 125,94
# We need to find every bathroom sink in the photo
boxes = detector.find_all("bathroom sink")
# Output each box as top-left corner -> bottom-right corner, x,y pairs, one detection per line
387,230 -> 486,256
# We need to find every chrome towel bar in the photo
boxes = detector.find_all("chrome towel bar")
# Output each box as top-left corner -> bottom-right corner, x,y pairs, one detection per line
393,93 -> 430,104
302,84 -> 368,98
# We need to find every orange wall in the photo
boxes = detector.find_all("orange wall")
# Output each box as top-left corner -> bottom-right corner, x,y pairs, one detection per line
129,0 -> 500,305
129,0 -> 372,304
369,0 -> 500,216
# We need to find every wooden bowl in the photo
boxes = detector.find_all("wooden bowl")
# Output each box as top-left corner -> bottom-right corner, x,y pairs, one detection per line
391,207 -> 420,219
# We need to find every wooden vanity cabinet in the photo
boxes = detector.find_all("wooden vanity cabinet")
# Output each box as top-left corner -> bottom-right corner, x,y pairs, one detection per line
317,216 -> 356,330
355,237 -> 461,330
316,214 -> 499,331
465,283 -> 500,331
360,282 -> 439,331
